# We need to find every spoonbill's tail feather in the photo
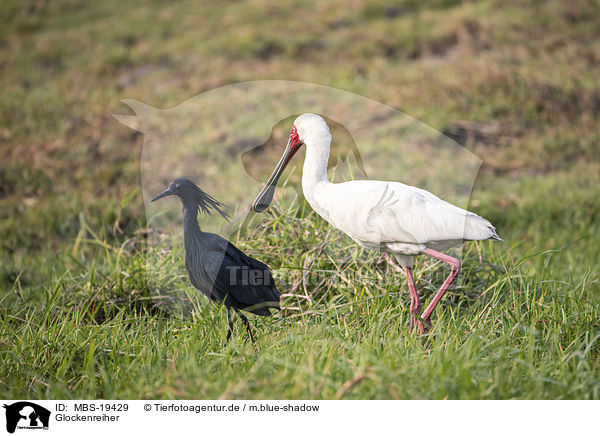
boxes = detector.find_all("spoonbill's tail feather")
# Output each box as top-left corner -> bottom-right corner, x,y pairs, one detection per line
489,230 -> 503,241
464,214 -> 503,242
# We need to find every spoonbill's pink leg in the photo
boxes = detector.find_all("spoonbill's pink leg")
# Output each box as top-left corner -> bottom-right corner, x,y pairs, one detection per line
383,253 -> 422,333
419,248 -> 461,333
404,266 -> 423,333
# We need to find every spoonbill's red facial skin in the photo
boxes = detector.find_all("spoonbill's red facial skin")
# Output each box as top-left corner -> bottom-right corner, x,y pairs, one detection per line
284,125 -> 302,164
289,125 -> 301,148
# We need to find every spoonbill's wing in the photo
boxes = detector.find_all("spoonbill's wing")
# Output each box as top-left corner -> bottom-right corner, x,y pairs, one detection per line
319,180 -> 498,246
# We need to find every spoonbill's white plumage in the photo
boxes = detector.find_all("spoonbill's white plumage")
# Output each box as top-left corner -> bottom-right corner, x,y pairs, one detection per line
253,113 -> 501,333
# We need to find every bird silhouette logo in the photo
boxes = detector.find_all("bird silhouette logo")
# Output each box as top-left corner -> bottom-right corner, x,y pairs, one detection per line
113,80 -> 482,233
113,80 -> 483,317
3,402 -> 50,433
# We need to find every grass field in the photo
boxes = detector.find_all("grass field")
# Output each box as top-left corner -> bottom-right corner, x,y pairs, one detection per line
1,0 -> 599,399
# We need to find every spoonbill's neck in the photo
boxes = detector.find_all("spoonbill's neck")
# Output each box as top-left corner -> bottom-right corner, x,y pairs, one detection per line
302,130 -> 332,202
303,133 -> 331,182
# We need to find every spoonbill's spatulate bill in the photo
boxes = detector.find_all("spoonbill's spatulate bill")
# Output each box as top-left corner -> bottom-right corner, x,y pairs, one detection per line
152,178 -> 280,341
252,114 -> 501,333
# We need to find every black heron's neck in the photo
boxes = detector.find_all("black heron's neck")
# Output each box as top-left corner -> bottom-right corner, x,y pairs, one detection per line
181,203 -> 206,272
182,204 -> 202,235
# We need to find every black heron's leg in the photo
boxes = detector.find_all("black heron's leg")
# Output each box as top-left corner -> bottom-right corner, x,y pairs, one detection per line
234,309 -> 255,343
226,306 -> 234,341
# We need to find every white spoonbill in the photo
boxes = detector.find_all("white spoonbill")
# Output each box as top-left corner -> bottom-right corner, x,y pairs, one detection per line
252,113 -> 502,333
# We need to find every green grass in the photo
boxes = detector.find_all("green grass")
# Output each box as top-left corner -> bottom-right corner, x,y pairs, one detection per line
1,0 -> 599,399
2,166 -> 599,399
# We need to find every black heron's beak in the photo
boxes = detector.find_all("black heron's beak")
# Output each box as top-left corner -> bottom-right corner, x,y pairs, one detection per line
252,136 -> 302,212
151,188 -> 173,202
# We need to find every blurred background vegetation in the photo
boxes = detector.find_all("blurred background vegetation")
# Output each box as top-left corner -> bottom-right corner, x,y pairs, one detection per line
1,0 -> 599,277
0,0 -> 599,399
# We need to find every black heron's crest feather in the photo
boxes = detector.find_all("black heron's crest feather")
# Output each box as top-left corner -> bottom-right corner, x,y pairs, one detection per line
193,184 -> 230,221
173,177 -> 230,221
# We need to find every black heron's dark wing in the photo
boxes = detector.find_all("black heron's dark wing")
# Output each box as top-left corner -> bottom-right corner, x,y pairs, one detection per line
201,233 -> 281,316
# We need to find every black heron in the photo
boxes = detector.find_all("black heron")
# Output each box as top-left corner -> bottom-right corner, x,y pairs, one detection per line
152,178 -> 280,341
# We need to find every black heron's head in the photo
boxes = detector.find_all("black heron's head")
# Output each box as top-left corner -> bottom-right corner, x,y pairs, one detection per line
151,178 -> 229,220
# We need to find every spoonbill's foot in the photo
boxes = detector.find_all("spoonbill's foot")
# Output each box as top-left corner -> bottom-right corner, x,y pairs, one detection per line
409,315 -> 425,334
416,317 -> 432,335
408,301 -> 423,334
